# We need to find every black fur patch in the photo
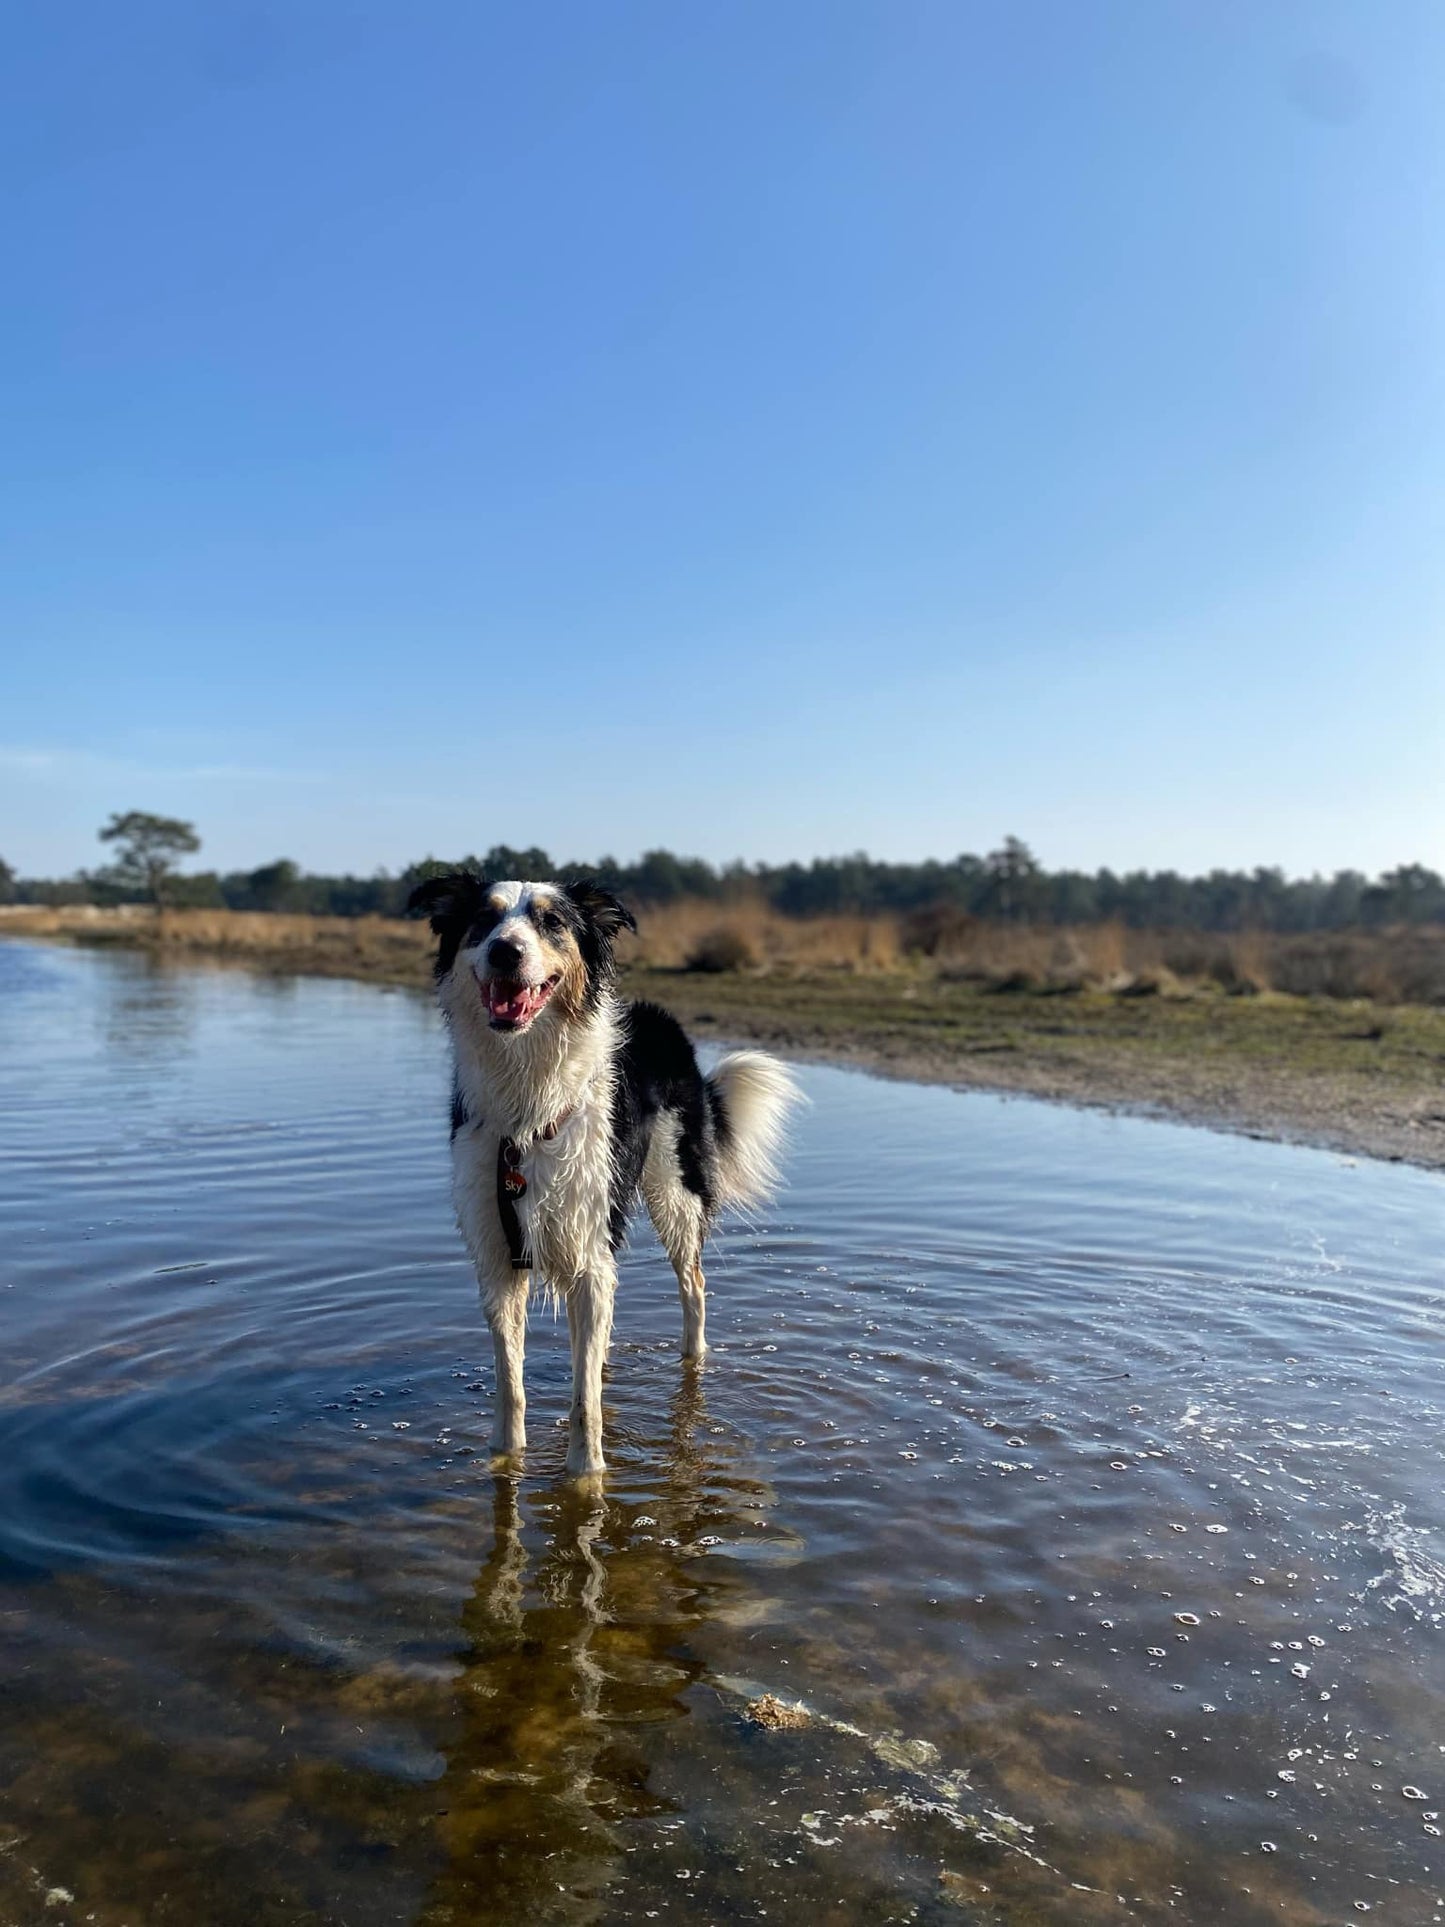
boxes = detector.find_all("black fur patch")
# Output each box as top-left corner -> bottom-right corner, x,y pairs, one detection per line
562,879 -> 637,1012
607,1000 -> 719,1251
406,870 -> 491,980
523,891 -> 572,938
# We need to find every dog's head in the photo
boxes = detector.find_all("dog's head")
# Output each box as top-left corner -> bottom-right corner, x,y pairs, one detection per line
407,872 -> 636,1033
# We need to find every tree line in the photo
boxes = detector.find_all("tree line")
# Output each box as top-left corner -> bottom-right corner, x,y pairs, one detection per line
2,817 -> 1443,933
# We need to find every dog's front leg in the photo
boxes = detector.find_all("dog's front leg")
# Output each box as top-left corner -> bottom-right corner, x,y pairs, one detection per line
564,1268 -> 615,1477
485,1272 -> 530,1457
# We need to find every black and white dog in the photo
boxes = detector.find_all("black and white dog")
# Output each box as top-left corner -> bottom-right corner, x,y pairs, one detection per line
408,872 -> 799,1476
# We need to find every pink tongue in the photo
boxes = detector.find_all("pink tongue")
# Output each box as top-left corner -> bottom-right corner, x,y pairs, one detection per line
488,982 -> 536,1023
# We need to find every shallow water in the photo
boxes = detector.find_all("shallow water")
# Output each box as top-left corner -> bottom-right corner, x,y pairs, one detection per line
1,940 -> 1442,1927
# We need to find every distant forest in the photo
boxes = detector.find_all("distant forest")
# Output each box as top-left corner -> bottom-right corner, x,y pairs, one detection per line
4,835 -> 1444,933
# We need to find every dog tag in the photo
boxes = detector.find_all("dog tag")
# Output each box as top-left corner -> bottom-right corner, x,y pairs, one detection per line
500,1138 -> 526,1199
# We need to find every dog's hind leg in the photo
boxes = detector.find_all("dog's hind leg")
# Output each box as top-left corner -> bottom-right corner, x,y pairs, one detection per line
485,1272 -> 530,1457
675,1254 -> 707,1360
564,1267 -> 616,1477
663,1222 -> 707,1360
641,1117 -> 709,1358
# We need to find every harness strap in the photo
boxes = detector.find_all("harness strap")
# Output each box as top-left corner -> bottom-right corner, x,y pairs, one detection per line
494,1107 -> 574,1271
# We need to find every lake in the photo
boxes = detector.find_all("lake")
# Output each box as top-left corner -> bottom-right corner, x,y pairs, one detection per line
1,938 -> 1441,1925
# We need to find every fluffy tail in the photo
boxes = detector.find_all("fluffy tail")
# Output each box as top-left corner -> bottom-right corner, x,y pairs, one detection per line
707,1051 -> 803,1208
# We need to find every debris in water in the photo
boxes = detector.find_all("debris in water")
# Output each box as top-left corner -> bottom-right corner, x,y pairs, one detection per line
745,1694 -> 810,1731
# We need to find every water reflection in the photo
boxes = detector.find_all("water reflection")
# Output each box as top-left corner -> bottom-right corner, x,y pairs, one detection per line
426,1367 -> 762,1922
95,946 -> 204,1061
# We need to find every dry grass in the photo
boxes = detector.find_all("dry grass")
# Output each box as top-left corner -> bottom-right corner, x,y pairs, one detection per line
663,908 -> 1445,1006
632,897 -> 902,973
4,901 -> 1443,1005
1227,929 -> 1445,1004
0,905 -> 435,985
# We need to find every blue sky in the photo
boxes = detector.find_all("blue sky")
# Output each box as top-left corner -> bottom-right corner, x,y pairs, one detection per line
3,1 -> 1441,880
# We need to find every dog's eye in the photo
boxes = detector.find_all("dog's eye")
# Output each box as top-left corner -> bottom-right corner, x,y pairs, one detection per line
540,911 -> 564,936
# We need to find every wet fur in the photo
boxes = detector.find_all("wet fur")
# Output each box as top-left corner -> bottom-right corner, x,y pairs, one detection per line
408,871 -> 799,1476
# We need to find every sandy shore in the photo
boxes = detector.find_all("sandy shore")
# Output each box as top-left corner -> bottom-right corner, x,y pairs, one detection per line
4,907 -> 1443,1174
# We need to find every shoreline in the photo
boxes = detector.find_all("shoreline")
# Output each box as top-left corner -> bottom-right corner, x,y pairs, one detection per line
677,1001 -> 1442,1171
3,910 -> 1443,1175
646,970 -> 1445,1174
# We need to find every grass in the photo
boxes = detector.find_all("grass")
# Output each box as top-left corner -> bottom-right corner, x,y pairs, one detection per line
639,964 -> 1445,1169
0,905 -> 437,984
640,957 -> 1443,1084
4,902 -> 1444,1166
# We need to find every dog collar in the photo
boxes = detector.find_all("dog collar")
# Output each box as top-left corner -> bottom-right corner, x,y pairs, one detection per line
496,1108 -> 574,1270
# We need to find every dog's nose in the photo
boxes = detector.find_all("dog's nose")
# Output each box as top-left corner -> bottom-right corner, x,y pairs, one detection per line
487,937 -> 523,974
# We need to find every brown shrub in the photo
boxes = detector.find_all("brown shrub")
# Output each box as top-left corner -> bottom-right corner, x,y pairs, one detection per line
902,905 -> 978,959
633,898 -> 901,973
1111,966 -> 1188,999
685,925 -> 758,973
1262,929 -> 1445,1004
1161,932 -> 1268,996
984,967 -> 1040,994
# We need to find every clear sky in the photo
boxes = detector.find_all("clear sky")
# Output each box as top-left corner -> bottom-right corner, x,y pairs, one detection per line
3,1 -> 1442,881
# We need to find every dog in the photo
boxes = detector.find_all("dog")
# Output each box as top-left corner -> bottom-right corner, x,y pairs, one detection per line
408,871 -> 799,1475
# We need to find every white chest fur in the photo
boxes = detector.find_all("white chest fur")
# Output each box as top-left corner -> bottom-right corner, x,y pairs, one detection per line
449,1072 -> 616,1295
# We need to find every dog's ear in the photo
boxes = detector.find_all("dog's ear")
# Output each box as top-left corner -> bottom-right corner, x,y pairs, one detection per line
564,879 -> 638,940
406,869 -> 488,936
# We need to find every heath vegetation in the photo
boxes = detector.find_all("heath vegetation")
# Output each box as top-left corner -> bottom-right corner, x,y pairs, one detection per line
6,819 -> 1445,1169
6,895 -> 1445,1007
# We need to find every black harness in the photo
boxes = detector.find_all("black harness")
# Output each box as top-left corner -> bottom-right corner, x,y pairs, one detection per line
494,1112 -> 571,1271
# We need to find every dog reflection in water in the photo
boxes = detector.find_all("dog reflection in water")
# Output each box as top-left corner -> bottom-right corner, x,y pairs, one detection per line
409,872 -> 798,1475
426,1368 -> 771,1918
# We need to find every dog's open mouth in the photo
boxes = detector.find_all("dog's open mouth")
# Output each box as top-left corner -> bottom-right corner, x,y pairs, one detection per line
484,975 -> 560,1031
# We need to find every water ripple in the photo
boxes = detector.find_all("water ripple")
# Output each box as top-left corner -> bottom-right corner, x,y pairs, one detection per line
0,939 -> 1441,1925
